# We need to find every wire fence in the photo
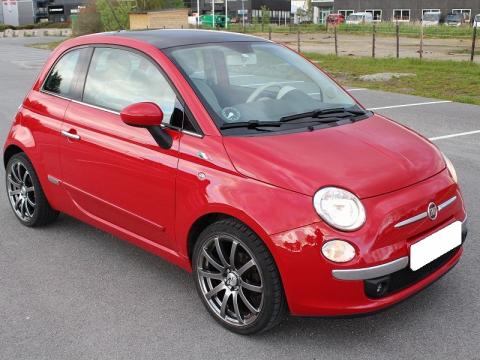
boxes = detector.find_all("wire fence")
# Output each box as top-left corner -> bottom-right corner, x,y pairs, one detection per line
197,22 -> 478,62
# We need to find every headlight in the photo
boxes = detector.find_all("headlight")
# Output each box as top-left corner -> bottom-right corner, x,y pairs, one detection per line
313,187 -> 366,231
443,153 -> 458,183
322,240 -> 356,263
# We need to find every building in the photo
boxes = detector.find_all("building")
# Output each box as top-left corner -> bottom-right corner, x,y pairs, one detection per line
186,0 -> 291,23
34,0 -> 86,23
310,0 -> 480,23
2,0 -> 34,26
0,0 -> 86,24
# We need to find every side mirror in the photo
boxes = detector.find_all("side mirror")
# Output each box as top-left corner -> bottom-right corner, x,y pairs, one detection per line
120,102 -> 172,149
121,102 -> 164,127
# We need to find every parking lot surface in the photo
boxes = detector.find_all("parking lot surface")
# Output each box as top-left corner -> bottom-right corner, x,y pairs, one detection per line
0,38 -> 479,360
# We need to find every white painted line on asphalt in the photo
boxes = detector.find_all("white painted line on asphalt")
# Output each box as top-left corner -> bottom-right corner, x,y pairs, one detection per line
368,100 -> 452,111
347,88 -> 367,91
429,130 -> 480,141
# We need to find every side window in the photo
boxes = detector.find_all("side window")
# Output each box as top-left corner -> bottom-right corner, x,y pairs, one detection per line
82,47 -> 180,126
43,49 -> 82,98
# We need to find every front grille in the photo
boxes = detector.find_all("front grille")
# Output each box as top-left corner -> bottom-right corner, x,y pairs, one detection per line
364,247 -> 460,299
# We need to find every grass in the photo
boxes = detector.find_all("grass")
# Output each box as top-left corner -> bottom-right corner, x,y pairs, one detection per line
304,53 -> 480,105
26,40 -> 66,50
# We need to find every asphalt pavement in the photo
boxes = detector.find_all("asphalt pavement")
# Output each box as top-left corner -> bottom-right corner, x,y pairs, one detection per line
0,37 -> 479,360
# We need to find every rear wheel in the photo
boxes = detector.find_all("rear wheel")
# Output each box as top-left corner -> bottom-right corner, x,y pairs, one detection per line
5,153 -> 58,227
193,218 -> 286,334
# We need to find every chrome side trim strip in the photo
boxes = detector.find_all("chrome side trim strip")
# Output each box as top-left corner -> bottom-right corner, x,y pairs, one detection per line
332,257 -> 409,281
438,196 -> 457,211
394,196 -> 458,228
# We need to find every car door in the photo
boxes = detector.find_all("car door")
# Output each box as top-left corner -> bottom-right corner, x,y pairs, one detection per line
59,46 -> 183,250
22,47 -> 90,205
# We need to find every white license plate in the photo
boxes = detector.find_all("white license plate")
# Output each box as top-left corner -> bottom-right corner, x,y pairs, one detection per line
409,221 -> 462,271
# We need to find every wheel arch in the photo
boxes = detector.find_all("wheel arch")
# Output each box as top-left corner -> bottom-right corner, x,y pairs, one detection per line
185,210 -> 275,265
4,144 -> 25,168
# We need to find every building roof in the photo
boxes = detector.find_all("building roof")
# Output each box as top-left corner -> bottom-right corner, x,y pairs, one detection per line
111,29 -> 267,49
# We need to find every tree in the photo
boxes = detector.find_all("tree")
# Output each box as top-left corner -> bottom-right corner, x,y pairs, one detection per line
96,0 -> 133,30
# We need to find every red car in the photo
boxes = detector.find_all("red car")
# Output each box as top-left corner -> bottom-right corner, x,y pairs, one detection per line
3,30 -> 467,334
327,13 -> 345,25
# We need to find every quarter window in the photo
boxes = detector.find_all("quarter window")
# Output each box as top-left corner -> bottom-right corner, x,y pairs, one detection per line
43,49 -> 83,98
82,47 -> 179,126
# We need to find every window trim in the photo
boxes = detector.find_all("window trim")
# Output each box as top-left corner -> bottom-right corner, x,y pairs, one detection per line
393,9 -> 411,22
452,9 -> 471,20
365,9 -> 382,21
338,9 -> 354,18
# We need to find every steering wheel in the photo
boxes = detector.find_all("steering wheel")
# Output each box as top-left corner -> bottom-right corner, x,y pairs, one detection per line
246,82 -> 298,103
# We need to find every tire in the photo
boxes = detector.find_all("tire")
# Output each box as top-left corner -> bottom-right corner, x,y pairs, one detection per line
5,153 -> 59,227
192,218 -> 287,334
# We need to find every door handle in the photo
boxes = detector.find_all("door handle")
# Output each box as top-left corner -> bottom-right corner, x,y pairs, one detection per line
61,130 -> 81,141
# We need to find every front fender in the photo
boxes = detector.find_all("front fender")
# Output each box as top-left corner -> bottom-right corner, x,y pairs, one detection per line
175,156 -> 319,263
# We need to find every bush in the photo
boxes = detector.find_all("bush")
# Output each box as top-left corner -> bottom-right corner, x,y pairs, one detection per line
0,22 -> 70,31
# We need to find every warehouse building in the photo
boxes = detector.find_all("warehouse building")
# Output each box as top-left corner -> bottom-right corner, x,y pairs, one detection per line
311,0 -> 480,23
0,0 -> 85,25
185,0 -> 291,23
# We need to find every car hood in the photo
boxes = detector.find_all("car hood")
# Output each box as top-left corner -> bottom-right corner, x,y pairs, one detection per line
222,115 -> 445,199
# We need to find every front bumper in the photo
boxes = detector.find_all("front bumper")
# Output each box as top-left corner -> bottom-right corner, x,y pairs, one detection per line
269,169 -> 467,316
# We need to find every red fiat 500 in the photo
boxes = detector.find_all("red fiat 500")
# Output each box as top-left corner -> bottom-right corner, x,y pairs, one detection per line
3,30 -> 467,334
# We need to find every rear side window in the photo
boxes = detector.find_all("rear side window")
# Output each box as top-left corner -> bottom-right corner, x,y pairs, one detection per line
82,47 -> 178,123
43,49 -> 83,98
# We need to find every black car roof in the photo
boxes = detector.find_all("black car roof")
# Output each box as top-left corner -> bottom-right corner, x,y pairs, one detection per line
110,29 -> 268,49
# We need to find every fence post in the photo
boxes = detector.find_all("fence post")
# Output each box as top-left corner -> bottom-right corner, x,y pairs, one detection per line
372,23 -> 376,58
297,27 -> 300,52
419,24 -> 424,59
396,23 -> 400,58
471,26 -> 477,62
269,26 -> 272,40
334,25 -> 338,56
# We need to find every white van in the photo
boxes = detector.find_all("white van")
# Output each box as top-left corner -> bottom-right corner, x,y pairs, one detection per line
422,12 -> 441,26
474,14 -> 480,27
346,12 -> 373,24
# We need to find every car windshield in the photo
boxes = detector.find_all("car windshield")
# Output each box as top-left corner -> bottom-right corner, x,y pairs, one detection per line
423,13 -> 439,21
475,15 -> 480,21
447,14 -> 462,21
347,15 -> 364,21
165,42 -> 362,134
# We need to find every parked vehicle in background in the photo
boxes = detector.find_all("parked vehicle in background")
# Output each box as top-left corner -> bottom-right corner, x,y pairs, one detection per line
346,12 -> 373,25
474,14 -> 480,27
446,13 -> 466,26
200,14 -> 230,28
422,12 -> 441,26
326,13 -> 345,26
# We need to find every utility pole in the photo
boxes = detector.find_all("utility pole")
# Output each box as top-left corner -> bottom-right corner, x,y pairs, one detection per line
241,0 -> 245,30
225,0 -> 228,29
212,0 -> 215,28
197,0 -> 200,28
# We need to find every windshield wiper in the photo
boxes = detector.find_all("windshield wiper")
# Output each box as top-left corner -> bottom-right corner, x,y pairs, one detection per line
280,107 -> 367,123
220,120 -> 282,130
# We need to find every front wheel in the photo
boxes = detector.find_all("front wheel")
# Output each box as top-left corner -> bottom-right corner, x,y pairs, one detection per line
193,218 -> 286,334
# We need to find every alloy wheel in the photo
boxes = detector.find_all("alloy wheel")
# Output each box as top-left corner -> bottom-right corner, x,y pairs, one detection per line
196,234 -> 264,327
7,161 -> 36,222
